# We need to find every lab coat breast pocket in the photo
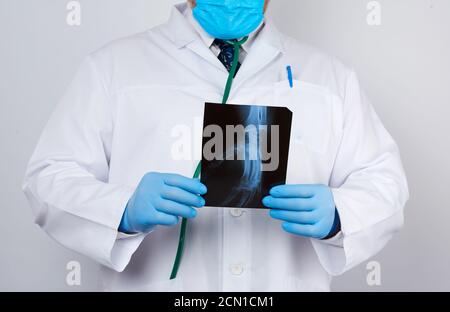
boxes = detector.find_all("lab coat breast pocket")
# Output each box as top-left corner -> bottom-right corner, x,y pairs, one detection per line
273,80 -> 339,183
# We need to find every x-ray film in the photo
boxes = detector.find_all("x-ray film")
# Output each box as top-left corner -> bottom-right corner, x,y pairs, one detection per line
201,103 -> 293,209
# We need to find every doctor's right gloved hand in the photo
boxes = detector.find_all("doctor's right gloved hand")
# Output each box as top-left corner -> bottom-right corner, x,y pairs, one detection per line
119,172 -> 207,234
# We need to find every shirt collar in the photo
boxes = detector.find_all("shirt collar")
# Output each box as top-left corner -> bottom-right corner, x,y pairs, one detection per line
164,3 -> 284,54
184,5 -> 264,54
185,8 -> 215,49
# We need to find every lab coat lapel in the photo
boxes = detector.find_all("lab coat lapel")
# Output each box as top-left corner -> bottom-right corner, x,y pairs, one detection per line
185,40 -> 228,74
164,4 -> 229,75
162,5 -> 284,94
232,21 -> 285,93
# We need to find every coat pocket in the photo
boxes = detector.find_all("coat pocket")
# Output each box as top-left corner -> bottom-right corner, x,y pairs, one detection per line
273,80 -> 334,155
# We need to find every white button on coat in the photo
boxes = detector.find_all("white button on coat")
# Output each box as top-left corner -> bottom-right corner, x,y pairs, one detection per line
230,263 -> 244,276
22,3 -> 409,292
230,208 -> 244,217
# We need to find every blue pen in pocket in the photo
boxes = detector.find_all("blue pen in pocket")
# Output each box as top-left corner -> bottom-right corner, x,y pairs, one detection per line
286,65 -> 293,88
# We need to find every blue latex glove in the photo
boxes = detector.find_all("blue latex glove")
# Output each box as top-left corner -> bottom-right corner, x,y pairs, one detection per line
262,184 -> 340,239
119,172 -> 207,234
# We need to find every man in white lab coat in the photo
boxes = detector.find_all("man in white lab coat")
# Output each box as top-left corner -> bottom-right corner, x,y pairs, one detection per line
23,1 -> 409,291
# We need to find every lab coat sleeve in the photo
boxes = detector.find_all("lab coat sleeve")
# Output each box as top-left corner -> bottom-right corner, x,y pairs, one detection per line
22,56 -> 146,272
311,70 -> 409,276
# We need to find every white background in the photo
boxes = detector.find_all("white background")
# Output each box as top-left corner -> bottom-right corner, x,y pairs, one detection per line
1,0 -> 449,291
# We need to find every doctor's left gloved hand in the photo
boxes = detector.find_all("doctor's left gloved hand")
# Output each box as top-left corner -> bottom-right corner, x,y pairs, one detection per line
263,184 -> 341,240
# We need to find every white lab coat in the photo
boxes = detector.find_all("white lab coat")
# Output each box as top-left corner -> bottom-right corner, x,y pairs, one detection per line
23,3 -> 409,292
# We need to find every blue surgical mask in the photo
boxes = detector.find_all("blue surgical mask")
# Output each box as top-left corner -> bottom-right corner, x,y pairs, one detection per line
193,0 -> 265,40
